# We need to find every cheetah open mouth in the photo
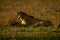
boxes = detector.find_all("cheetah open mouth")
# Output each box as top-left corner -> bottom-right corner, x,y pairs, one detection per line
19,18 -> 26,25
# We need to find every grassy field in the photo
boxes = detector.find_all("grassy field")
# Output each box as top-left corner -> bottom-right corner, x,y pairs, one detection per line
0,26 -> 60,40
0,0 -> 60,40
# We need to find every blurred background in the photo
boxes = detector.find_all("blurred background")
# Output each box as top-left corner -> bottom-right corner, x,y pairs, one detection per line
0,0 -> 60,26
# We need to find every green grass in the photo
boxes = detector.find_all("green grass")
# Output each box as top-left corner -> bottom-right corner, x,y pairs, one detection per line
0,35 -> 60,40
0,26 -> 60,38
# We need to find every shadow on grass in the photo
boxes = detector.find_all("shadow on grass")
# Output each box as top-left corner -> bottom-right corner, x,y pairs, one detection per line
0,36 -> 60,40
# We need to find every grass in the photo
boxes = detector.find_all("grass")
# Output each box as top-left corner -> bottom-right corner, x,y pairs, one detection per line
0,26 -> 60,40
0,36 -> 60,40
0,0 -> 60,40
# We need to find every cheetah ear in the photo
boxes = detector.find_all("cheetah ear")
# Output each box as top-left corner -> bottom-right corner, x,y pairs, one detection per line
17,12 -> 19,15
16,11 -> 18,15
16,11 -> 20,15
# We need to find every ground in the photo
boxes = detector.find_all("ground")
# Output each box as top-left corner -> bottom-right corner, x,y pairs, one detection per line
0,0 -> 60,40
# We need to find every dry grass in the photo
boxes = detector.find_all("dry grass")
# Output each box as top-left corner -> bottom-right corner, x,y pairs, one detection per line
0,26 -> 60,38
0,0 -> 60,25
0,0 -> 60,40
